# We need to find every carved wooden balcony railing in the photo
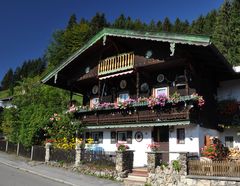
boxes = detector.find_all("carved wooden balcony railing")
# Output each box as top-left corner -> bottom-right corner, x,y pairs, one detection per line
79,107 -> 192,125
98,52 -> 134,76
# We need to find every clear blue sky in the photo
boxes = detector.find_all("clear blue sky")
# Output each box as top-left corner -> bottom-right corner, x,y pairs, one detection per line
0,0 -> 223,82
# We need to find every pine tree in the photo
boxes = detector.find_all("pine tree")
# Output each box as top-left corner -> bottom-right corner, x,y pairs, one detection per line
162,17 -> 172,32
191,15 -> 205,34
228,0 -> 240,65
113,14 -> 127,29
156,20 -> 162,32
212,0 -> 232,62
1,68 -> 14,91
173,17 -> 181,33
125,16 -> 134,29
89,12 -> 108,36
148,20 -> 156,31
202,10 -> 217,35
67,14 -> 77,30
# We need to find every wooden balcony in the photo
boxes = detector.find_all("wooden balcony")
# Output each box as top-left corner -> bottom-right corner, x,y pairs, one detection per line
79,106 -> 193,126
98,52 -> 134,76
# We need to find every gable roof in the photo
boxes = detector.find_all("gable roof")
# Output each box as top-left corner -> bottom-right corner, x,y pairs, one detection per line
42,28 -> 212,84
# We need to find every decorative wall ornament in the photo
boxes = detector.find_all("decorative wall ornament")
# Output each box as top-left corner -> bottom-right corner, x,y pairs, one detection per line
120,80 -> 127,89
135,131 -> 143,142
92,85 -> 99,95
54,73 -> 58,84
140,83 -> 149,92
145,50 -> 153,59
103,35 -> 107,46
85,66 -> 90,74
170,42 -> 175,56
157,74 -> 165,83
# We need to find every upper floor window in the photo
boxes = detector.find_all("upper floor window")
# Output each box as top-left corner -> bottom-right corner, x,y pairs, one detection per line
118,92 -> 129,103
90,97 -> 99,109
154,87 -> 169,98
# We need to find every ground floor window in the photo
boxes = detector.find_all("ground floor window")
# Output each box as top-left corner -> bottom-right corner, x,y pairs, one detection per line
177,128 -> 185,144
111,131 -> 132,144
85,131 -> 103,144
225,136 -> 234,148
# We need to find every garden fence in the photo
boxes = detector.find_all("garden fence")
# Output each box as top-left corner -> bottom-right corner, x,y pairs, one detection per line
188,160 -> 240,177
31,145 -> 45,161
18,144 -> 31,158
0,140 -> 6,151
82,150 -> 116,167
7,142 -> 17,154
50,148 -> 75,163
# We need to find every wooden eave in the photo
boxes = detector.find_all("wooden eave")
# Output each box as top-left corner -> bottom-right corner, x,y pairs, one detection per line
42,28 -> 236,91
42,28 -> 211,84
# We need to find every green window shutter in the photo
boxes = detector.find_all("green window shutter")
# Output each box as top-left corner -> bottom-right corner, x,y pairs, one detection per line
111,131 -> 116,144
127,131 -> 132,144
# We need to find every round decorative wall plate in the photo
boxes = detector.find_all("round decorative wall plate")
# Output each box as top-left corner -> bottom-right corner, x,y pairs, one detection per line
135,131 -> 143,142
92,85 -> 99,94
140,83 -> 149,92
120,80 -> 127,89
157,74 -> 165,83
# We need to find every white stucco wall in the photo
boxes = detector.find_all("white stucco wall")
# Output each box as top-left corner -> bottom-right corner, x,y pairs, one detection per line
169,125 -> 220,161
217,79 -> 240,101
219,128 -> 240,148
169,125 -> 200,161
87,127 -> 152,167
198,127 -> 220,149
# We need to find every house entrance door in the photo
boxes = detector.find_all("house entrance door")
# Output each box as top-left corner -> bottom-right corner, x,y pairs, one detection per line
152,126 -> 169,162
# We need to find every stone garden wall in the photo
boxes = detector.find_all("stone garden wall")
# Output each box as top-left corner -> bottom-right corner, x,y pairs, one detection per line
147,153 -> 240,186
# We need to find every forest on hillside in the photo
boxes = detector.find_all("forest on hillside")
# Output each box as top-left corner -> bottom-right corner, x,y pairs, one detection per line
0,0 -> 239,147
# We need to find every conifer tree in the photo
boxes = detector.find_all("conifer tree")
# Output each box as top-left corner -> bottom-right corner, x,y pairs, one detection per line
228,0 -> 240,65
1,68 -> 14,91
162,17 -> 172,32
212,0 -> 232,62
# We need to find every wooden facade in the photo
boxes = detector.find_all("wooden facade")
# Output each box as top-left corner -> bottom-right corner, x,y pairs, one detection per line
42,28 -> 235,128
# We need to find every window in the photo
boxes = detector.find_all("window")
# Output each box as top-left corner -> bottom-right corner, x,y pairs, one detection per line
111,131 -> 117,144
154,87 -> 169,97
225,136 -> 233,148
110,131 -> 133,144
85,132 -> 103,144
118,92 -> 129,102
177,128 -> 185,144
90,97 -> 99,108
118,132 -> 127,143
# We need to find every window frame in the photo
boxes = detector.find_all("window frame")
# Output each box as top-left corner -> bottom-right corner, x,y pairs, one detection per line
177,128 -> 185,144
153,87 -> 169,98
225,136 -> 234,148
118,92 -> 129,103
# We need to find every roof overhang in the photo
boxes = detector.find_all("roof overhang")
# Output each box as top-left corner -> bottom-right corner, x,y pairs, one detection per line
42,28 -> 212,85
85,120 -> 191,129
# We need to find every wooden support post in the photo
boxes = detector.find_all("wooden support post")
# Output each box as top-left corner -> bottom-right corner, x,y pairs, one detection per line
136,71 -> 139,98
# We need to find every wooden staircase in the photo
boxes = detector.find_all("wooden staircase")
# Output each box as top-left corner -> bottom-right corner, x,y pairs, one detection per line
124,168 -> 148,186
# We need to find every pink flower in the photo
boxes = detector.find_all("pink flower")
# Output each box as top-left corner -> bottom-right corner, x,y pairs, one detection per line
50,117 -> 54,121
